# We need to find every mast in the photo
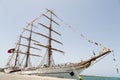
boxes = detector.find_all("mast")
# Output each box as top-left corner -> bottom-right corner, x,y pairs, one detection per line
14,35 -> 22,67
34,9 -> 64,67
25,25 -> 33,67
48,11 -> 52,66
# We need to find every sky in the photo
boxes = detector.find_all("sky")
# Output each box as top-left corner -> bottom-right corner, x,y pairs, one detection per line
0,0 -> 120,77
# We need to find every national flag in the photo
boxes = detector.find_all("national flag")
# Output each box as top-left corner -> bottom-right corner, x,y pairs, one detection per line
8,48 -> 15,53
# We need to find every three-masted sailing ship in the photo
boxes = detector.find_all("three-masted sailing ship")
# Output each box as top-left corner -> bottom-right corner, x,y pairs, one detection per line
4,9 -> 112,79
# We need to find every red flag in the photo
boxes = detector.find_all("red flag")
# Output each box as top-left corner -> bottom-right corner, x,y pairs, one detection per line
31,17 -> 39,23
8,49 -> 15,53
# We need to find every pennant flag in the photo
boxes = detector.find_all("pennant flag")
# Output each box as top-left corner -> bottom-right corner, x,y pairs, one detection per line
117,68 -> 119,74
94,42 -> 98,45
80,34 -> 85,38
8,48 -> 15,53
113,58 -> 116,61
93,51 -> 96,56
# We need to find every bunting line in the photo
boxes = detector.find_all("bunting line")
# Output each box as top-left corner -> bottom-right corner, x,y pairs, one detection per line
16,9 -> 112,52
55,15 -> 77,32
21,11 -> 48,35
56,14 -> 110,51
80,34 -> 108,51
112,53 -> 119,74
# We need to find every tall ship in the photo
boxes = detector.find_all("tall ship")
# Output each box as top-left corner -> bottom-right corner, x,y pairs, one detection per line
4,9 -> 112,79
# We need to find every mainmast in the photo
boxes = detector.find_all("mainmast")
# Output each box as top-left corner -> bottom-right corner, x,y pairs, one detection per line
48,11 -> 52,66
34,9 -> 64,67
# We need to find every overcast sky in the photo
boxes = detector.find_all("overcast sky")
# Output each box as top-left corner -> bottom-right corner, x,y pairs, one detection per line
0,0 -> 120,77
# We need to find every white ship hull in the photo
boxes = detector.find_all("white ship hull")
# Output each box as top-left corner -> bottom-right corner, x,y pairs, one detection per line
20,63 -> 89,78
38,67 -> 85,78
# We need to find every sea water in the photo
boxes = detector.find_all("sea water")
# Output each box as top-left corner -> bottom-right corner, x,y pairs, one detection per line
75,75 -> 120,80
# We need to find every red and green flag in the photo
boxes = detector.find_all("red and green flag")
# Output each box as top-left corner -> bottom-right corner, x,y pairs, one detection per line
8,48 -> 15,53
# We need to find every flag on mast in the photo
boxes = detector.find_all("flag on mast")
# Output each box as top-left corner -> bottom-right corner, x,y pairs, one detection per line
8,48 -> 15,53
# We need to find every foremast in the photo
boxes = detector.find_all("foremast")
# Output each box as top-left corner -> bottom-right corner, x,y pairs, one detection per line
6,24 -> 42,69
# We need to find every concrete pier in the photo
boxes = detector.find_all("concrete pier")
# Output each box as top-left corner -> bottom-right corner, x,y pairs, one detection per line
0,72 -> 74,80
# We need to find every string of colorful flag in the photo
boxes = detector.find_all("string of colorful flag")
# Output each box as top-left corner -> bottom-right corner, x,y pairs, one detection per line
7,9 -> 109,52
7,11 -> 48,54
57,17 -> 77,32
112,53 -> 119,74
55,13 -> 120,74
80,34 -> 109,51
56,15 -> 109,51
21,11 -> 48,35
